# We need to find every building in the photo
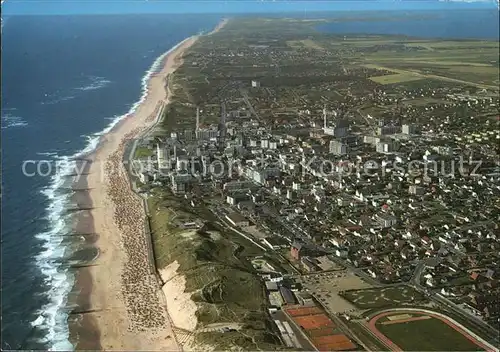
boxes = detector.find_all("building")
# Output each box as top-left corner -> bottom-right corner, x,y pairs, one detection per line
223,180 -> 256,192
182,129 -> 196,141
226,192 -> 251,205
262,237 -> 289,250
402,124 -> 417,135
156,144 -> 171,172
196,126 -> 218,140
262,272 -> 283,282
225,212 -> 249,227
245,165 -> 280,184
434,145 -> 452,156
375,213 -> 398,228
265,281 -> 279,291
176,156 -> 190,171
377,125 -> 401,135
291,242 -> 304,260
170,173 -> 192,194
279,286 -> 297,305
251,80 -> 261,88
324,120 -> 349,138
330,139 -> 349,155
268,291 -> 284,308
341,135 -> 359,148
364,135 -> 382,145
376,140 -> 394,153
301,256 -> 321,272
139,172 -> 152,184
409,185 -> 426,195
296,292 -> 315,306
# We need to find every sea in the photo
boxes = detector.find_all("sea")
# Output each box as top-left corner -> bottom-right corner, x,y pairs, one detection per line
1,14 -> 221,350
315,10 -> 499,40
1,9 -> 498,351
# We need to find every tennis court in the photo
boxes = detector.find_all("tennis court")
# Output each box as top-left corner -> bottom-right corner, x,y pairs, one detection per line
293,313 -> 335,330
313,334 -> 357,351
286,306 -> 323,317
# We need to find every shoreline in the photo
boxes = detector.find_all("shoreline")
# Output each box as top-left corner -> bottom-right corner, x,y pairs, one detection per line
70,18 -> 227,350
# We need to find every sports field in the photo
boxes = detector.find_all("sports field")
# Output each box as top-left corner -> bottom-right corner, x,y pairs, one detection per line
367,310 -> 493,351
285,306 -> 357,351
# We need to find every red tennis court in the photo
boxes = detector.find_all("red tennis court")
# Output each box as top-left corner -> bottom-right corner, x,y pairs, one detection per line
293,313 -> 335,330
308,327 -> 337,337
312,334 -> 357,351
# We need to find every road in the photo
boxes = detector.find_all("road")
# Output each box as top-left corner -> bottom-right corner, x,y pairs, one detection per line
208,205 -> 268,251
407,260 -> 499,345
201,176 -> 500,347
240,88 -> 261,121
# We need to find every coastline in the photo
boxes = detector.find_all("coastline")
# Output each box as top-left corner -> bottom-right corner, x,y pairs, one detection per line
70,19 -> 227,350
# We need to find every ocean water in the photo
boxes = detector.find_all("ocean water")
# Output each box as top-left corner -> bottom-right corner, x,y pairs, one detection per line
1,14 -> 221,350
316,10 -> 500,40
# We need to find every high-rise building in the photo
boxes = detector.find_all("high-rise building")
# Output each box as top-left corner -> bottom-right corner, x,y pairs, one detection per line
402,124 -> 417,135
376,140 -> 394,153
377,125 -> 401,135
196,127 -> 218,140
329,140 -> 349,155
323,107 -> 349,137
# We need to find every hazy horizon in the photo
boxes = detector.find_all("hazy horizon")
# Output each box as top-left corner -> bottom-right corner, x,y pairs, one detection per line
2,0 -> 498,16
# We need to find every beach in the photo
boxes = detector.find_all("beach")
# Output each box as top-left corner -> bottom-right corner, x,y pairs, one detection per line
70,19 -> 227,350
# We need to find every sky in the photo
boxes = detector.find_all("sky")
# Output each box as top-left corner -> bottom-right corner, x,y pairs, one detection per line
1,0 -> 498,16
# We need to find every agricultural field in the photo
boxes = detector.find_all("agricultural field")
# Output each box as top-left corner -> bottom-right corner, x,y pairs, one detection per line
340,286 -> 426,309
369,73 -> 423,85
286,39 -> 325,50
354,38 -> 499,89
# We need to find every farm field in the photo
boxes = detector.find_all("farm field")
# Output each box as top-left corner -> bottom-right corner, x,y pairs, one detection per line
369,73 -> 423,85
332,37 -> 500,88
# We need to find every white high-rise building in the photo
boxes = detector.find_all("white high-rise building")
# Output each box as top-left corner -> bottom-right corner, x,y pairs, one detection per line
402,124 -> 417,135
323,107 -> 349,137
196,127 -> 218,140
156,144 -> 168,168
329,140 -> 349,155
376,140 -> 393,153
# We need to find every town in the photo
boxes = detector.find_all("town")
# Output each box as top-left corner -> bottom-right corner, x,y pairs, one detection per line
128,18 -> 499,351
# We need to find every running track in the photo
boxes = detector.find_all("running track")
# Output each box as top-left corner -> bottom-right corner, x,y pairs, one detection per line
366,308 -> 498,352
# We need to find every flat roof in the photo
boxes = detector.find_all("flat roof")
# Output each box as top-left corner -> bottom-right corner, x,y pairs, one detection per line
226,212 -> 247,223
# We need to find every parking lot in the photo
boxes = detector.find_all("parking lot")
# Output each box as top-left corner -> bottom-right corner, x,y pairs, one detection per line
299,271 -> 373,315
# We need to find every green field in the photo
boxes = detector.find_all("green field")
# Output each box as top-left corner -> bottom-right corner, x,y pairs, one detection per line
134,146 -> 154,159
376,317 -> 484,351
287,39 -> 325,50
369,73 -> 423,85
340,286 -> 425,309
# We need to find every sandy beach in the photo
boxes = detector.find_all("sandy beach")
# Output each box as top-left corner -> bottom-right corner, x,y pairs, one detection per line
71,19 -> 228,350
